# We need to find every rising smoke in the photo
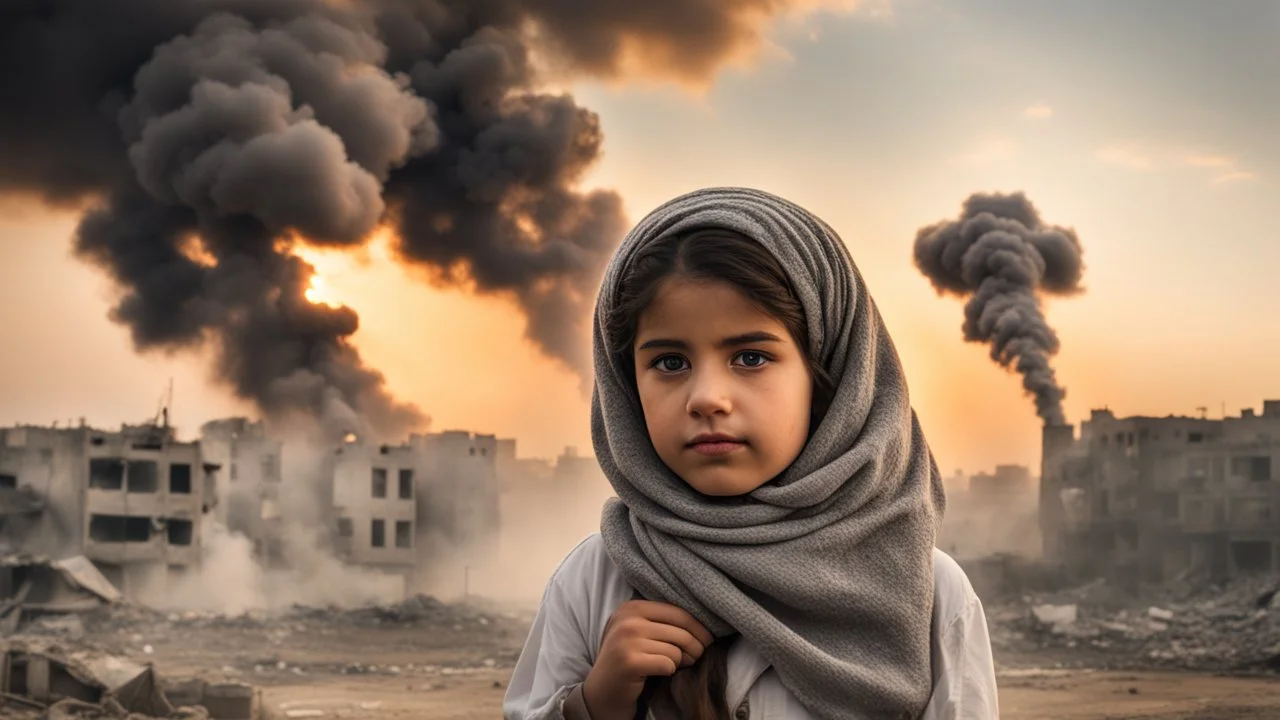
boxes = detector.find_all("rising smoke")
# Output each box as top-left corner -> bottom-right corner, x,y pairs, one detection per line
913,193 -> 1084,425
0,0 -> 851,440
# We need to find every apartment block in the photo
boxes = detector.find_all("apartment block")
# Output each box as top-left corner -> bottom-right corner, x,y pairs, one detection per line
0,422 -> 216,597
330,440 -> 417,570
1041,400 -> 1280,583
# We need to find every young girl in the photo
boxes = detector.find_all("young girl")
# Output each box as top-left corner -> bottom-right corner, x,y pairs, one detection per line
504,188 -> 998,719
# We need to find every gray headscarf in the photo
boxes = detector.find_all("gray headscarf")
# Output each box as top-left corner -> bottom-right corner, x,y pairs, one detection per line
592,187 -> 947,719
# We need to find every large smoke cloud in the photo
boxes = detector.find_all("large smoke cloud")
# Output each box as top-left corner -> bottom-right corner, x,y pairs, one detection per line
913,193 -> 1084,426
0,0 -> 853,439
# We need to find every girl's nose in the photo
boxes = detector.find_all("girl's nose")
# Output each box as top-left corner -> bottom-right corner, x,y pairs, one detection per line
686,370 -> 732,417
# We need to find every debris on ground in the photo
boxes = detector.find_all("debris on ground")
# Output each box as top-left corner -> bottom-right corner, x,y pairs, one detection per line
0,638 -> 258,719
986,571 -> 1280,672
0,554 -> 122,635
74,593 -> 527,637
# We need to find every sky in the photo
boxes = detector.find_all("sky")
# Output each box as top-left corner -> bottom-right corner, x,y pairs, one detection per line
1,0 -> 1277,477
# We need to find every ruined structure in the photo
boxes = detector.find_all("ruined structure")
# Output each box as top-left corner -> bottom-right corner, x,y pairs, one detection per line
199,419 -> 282,565
330,439 -> 417,577
1040,400 -> 1280,583
408,431 -> 501,570
320,430 -> 503,592
939,465 -> 1040,560
0,423 -> 215,598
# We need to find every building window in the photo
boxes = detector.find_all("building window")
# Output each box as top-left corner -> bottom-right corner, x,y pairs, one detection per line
398,469 -> 413,499
337,518 -> 353,538
89,515 -> 151,543
169,464 -> 192,494
127,460 -> 159,493
1232,456 -> 1272,482
1188,433 -> 1204,443
167,519 -> 193,546
89,459 -> 125,490
230,462 -> 239,481
262,455 -> 277,481
371,519 -> 386,548
0,474 -> 15,490
469,447 -> 475,456
371,468 -> 388,498
1231,541 -> 1273,574
1230,498 -> 1272,525
395,520 -> 412,548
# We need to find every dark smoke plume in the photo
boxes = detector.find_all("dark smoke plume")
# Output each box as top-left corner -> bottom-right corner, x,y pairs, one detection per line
0,0 -> 844,438
913,193 -> 1084,426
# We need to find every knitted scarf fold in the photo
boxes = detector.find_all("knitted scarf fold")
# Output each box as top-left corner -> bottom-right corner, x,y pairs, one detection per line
592,187 -> 946,719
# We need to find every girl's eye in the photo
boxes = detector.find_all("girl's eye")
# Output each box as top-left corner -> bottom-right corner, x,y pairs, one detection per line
654,355 -> 689,372
736,351 -> 769,368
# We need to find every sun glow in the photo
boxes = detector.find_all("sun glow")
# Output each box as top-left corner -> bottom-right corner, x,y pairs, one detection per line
304,273 -> 341,308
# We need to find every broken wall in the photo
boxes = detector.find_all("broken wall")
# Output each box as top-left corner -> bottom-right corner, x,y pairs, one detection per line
330,442 -> 416,570
199,419 -> 284,565
0,428 -> 91,559
84,430 -> 203,569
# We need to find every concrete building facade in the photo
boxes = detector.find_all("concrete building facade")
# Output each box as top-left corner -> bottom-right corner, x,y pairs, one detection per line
939,464 -> 1039,560
408,431 -> 501,568
0,422 -> 216,597
330,440 -> 417,570
199,418 -> 283,564
1041,400 -> 1280,584
321,430 -> 505,593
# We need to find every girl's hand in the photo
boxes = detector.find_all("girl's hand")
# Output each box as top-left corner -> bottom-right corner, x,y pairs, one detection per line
581,600 -> 715,720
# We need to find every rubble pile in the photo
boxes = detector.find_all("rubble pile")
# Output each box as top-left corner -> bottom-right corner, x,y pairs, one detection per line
289,593 -> 502,627
0,638 -> 255,720
990,573 -> 1280,672
76,593 -> 523,637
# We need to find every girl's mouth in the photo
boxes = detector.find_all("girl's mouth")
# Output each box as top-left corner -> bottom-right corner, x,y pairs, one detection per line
687,433 -> 747,456
690,441 -> 745,456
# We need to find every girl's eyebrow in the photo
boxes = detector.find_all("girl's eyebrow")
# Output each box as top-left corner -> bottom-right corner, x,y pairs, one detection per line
637,331 -> 783,351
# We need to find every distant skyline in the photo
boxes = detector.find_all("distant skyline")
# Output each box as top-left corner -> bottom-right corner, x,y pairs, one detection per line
2,0 -> 1277,475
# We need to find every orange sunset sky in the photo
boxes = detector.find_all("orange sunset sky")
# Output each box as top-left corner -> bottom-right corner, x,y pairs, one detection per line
1,0 -> 1277,477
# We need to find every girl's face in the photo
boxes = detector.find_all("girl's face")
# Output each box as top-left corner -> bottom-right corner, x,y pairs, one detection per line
632,277 -> 813,497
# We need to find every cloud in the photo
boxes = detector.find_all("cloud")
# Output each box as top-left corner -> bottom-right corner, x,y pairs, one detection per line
956,138 -> 1018,165
1211,170 -> 1257,184
534,0 -> 879,86
1096,141 -> 1258,185
1096,142 -> 1154,170
1023,103 -> 1053,119
1181,154 -> 1234,168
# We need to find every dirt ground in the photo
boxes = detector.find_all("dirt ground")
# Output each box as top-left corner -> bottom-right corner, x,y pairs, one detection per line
70,607 -> 1280,719
250,670 -> 1280,720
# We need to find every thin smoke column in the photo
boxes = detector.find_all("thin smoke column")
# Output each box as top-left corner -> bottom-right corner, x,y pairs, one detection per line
913,193 -> 1084,426
0,0 -> 844,439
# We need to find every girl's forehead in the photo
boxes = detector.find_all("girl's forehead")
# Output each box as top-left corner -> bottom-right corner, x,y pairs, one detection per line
637,280 -> 789,333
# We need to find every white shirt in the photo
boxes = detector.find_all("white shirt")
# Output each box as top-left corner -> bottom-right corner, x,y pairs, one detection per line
504,533 -> 999,719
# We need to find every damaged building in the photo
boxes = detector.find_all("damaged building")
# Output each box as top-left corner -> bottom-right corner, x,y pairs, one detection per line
1041,399 -> 1280,584
330,439 -> 418,588
938,464 -> 1040,560
408,431 -> 501,570
0,423 -> 216,599
325,430 -> 503,591
198,419 -> 283,565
